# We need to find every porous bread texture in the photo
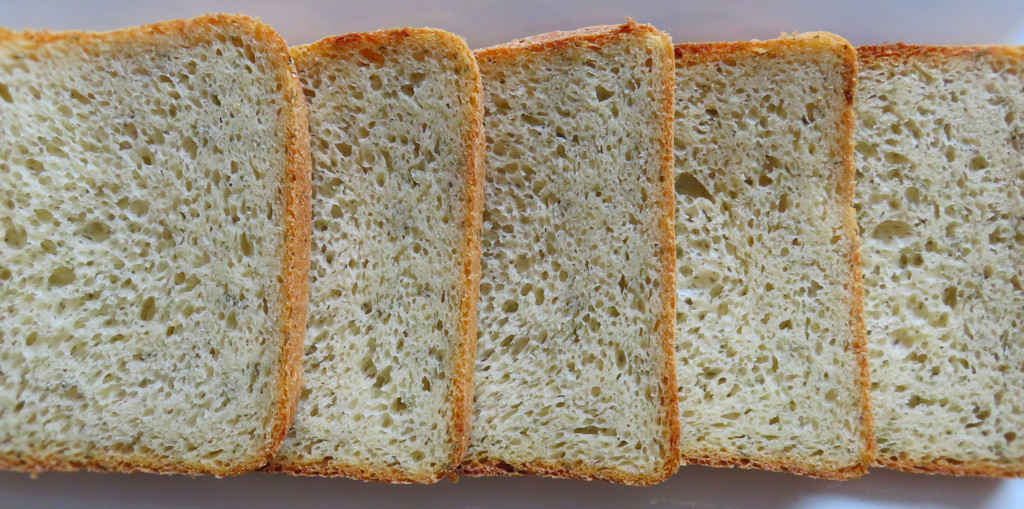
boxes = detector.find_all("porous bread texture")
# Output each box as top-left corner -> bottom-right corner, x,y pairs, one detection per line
266,29 -> 483,483
672,34 -> 872,479
463,22 -> 679,485
0,14 -> 311,476
856,45 -> 1024,477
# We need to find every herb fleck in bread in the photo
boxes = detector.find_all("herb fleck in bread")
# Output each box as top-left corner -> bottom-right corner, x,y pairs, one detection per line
462,21 -> 679,485
672,34 -> 873,479
856,44 -> 1024,477
0,14 -> 311,476
264,28 -> 483,483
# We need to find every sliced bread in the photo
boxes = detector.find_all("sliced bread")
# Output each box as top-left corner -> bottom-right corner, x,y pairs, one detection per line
264,28 -> 484,483
462,21 -> 679,485
856,44 -> 1024,477
672,34 -> 873,478
0,15 -> 311,475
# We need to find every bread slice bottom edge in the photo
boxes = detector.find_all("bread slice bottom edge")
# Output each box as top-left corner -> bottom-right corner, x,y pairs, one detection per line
263,458 -> 455,484
0,447 -> 276,477
460,456 -> 677,486
679,451 -> 870,480
874,457 -> 1024,478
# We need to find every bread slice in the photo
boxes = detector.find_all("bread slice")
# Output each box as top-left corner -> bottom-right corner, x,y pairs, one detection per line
672,34 -> 873,479
263,28 -> 484,483
856,44 -> 1024,477
461,21 -> 679,485
0,14 -> 311,476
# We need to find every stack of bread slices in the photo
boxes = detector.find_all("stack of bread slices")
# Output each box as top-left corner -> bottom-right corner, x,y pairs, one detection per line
0,13 -> 1019,484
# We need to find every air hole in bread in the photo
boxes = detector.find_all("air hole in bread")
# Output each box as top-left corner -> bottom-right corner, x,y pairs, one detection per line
3,222 -> 27,248
871,220 -> 912,241
969,155 -> 989,171
368,74 -> 383,91
80,221 -> 111,242
138,296 -> 157,321
676,172 -> 713,202
47,266 -> 75,287
0,82 -> 15,103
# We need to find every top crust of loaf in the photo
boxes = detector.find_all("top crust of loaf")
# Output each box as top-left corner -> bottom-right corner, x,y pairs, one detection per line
265,27 -> 483,483
858,43 -> 1023,479
858,43 -> 1024,62
673,33 -> 874,479
463,20 -> 680,485
476,21 -> 663,57
0,13 -> 311,477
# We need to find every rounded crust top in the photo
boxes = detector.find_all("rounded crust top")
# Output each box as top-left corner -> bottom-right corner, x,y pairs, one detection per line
1,13 -> 286,54
674,31 -> 855,66
290,27 -> 476,73
474,19 -> 671,62
857,43 -> 1024,63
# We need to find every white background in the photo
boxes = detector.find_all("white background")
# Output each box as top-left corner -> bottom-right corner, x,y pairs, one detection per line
2,1 -> 1024,508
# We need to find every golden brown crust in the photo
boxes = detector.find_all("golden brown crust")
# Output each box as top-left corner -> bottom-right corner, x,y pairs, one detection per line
475,22 -> 639,58
269,16 -> 313,482
475,19 -> 664,64
875,457 -> 1024,478
857,43 -> 1024,63
464,21 -> 680,486
0,454 -> 243,478
288,27 -> 471,64
262,460 -> 440,484
268,27 -> 483,484
674,32 -> 855,65
673,32 -> 874,480
859,42 -> 1023,479
679,451 -> 867,480
450,32 -> 486,484
835,34 -> 877,478
0,13 -> 309,477
652,24 -> 682,485
461,457 -> 673,486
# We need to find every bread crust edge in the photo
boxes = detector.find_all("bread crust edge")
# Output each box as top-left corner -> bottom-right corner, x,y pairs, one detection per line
460,457 -> 668,487
858,43 -> 1024,62
678,452 -> 866,480
268,10 -> 313,482
875,457 -> 1024,478
449,29 -> 486,486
